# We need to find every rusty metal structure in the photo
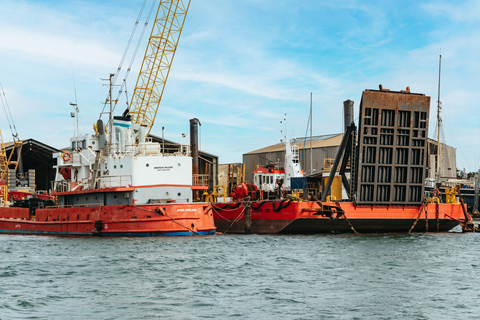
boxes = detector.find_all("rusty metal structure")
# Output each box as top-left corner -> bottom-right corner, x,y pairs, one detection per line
322,86 -> 430,206
355,87 -> 430,205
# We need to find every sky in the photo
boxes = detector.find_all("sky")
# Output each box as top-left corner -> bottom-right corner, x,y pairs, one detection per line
1,0 -> 480,172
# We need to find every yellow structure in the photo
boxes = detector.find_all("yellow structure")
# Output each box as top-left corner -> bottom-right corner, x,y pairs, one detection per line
128,0 -> 191,136
323,176 -> 342,201
203,185 -> 226,203
445,187 -> 459,204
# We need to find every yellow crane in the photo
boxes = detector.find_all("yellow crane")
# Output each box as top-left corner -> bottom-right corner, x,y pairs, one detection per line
128,0 -> 191,136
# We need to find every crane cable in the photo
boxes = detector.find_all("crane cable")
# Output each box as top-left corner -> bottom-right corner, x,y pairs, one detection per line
0,82 -> 19,141
114,0 -> 158,111
100,0 -> 156,117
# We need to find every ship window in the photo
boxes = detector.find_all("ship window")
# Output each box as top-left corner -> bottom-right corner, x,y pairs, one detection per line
82,140 -> 86,148
120,165 -> 123,168
165,192 -> 169,196
178,193 -> 181,196
114,165 -> 117,169
146,163 -> 149,167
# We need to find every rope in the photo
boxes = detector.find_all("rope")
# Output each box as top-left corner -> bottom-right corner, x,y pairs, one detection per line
100,0 -> 157,116
213,205 -> 245,234
408,198 -> 427,234
343,211 -> 358,234
0,82 -> 19,140
133,205 -> 199,235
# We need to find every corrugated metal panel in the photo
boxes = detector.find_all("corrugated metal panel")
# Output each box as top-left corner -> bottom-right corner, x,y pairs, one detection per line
245,134 -> 343,155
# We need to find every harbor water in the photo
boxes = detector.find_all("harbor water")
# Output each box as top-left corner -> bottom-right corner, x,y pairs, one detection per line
2,228 -> 480,319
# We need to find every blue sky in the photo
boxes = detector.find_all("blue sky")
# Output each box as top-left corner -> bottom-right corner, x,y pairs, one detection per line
1,0 -> 480,172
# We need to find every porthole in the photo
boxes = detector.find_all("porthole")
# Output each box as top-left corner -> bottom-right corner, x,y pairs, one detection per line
165,192 -> 169,196
114,165 -> 117,169
178,192 -> 181,196
177,163 -> 181,167
146,163 -> 150,167
120,165 -> 123,168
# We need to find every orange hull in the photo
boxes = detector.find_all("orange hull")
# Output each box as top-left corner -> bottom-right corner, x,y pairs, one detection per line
0,203 -> 216,236
213,201 -> 467,234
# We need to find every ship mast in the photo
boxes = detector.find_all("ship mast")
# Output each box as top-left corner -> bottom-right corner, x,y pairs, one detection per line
436,55 -> 442,184
310,92 -> 313,175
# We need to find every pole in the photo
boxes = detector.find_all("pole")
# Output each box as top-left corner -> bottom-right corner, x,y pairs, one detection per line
162,126 -> 165,154
436,55 -> 442,183
310,92 -> 313,175
109,73 -> 114,150
244,203 -> 251,234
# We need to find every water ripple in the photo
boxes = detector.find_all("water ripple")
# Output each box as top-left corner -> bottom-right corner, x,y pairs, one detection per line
1,233 -> 480,319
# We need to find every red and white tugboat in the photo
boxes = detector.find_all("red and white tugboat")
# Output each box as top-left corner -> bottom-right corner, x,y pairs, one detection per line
0,1 -> 215,236
0,115 -> 216,236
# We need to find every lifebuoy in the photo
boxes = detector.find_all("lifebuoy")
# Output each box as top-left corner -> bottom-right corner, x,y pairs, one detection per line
62,152 -> 71,162
433,188 -> 439,198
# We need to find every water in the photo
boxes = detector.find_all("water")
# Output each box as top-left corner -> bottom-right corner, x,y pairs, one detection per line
1,228 -> 480,320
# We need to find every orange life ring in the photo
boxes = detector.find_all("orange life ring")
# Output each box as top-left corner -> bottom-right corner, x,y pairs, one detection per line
433,188 -> 439,198
62,152 -> 71,162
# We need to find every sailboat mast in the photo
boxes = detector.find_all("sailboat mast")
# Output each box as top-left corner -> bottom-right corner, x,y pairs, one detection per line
436,55 -> 442,183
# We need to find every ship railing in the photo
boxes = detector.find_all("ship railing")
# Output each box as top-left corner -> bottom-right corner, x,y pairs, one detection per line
193,174 -> 210,187
45,203 -> 104,209
98,175 -> 133,188
52,180 -> 70,193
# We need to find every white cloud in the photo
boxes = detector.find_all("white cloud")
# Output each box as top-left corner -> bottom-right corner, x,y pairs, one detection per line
422,0 -> 480,22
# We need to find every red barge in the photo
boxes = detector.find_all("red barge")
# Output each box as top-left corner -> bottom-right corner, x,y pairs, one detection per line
213,87 -> 472,234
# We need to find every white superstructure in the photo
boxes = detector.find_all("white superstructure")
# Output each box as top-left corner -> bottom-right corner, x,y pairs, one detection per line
253,139 -> 304,192
53,117 -> 193,205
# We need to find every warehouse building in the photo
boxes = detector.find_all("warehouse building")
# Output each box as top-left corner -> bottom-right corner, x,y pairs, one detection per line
242,134 -> 456,184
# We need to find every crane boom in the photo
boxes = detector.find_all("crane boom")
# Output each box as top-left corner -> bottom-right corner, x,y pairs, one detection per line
128,0 -> 191,136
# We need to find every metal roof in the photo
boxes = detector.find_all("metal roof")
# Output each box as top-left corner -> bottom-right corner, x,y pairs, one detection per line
149,133 -> 218,159
245,133 -> 344,155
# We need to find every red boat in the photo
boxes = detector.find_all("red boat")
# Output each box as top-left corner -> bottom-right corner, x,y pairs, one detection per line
213,88 -> 474,234
212,200 -> 468,234
0,114 -> 216,237
0,3 -> 216,237
1,199 -> 214,237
